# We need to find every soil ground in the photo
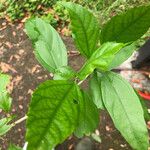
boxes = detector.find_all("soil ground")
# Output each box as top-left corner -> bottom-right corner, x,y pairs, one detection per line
0,18 -> 146,150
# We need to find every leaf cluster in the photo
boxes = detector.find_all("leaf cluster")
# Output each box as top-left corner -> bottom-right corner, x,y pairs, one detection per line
24,2 -> 150,150
1,1 -> 150,149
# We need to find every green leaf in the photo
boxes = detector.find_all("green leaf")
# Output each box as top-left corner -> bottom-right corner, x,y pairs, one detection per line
91,133 -> 101,143
100,71 -> 149,150
139,96 -> 150,121
24,18 -> 39,42
8,144 -> 22,150
25,17 -> 67,73
100,5 -> 150,43
0,73 -> 12,112
140,99 -> 150,122
74,91 -> 99,137
89,71 -> 105,109
53,66 -> 76,80
78,42 -> 125,80
0,117 -> 13,136
0,73 -> 10,91
26,80 -> 81,150
0,92 -> 12,112
109,43 -> 136,70
61,2 -> 100,58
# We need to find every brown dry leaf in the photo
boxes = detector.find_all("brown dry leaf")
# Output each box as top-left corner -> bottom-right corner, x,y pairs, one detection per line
5,15 -> 12,22
27,65 -> 40,74
18,49 -> 25,55
12,75 -> 22,86
0,35 -> 4,38
45,8 -> 54,14
12,31 -> 16,36
68,144 -> 73,150
147,121 -> 150,129
0,62 -> 17,73
14,54 -> 20,61
18,96 -> 24,101
8,55 -> 14,63
61,27 -> 71,36
5,41 -> 13,48
8,54 -> 21,63
31,65 -> 40,74
2,22 -> 6,26
21,16 -> 30,23
28,89 -> 33,95
16,23 -> 23,30
0,50 -> 4,55
7,80 -> 13,93
37,76 -> 43,80
0,26 -> 7,31
19,105 -> 23,110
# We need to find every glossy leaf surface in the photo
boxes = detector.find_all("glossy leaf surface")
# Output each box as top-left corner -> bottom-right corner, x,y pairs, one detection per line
78,42 -> 124,80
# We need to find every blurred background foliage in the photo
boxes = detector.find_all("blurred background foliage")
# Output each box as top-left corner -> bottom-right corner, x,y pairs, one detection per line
0,0 -> 149,24
0,0 -> 149,42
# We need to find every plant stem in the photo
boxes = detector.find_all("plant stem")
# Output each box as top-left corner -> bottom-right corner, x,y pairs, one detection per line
78,80 -> 84,85
11,115 -> 28,127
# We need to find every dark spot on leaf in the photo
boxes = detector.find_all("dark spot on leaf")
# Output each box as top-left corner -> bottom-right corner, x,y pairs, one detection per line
73,99 -> 78,104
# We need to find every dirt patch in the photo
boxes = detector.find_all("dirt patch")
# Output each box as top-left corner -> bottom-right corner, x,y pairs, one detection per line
0,18 -> 132,150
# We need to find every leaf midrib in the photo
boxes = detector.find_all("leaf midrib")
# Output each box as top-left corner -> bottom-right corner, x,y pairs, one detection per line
35,24 -> 59,69
34,83 -> 75,149
68,7 -> 90,57
116,7 -> 149,41
105,75 -> 142,147
102,6 -> 150,42
35,50 -> 55,72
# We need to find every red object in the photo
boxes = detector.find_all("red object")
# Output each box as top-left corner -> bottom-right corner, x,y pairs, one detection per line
138,91 -> 150,100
